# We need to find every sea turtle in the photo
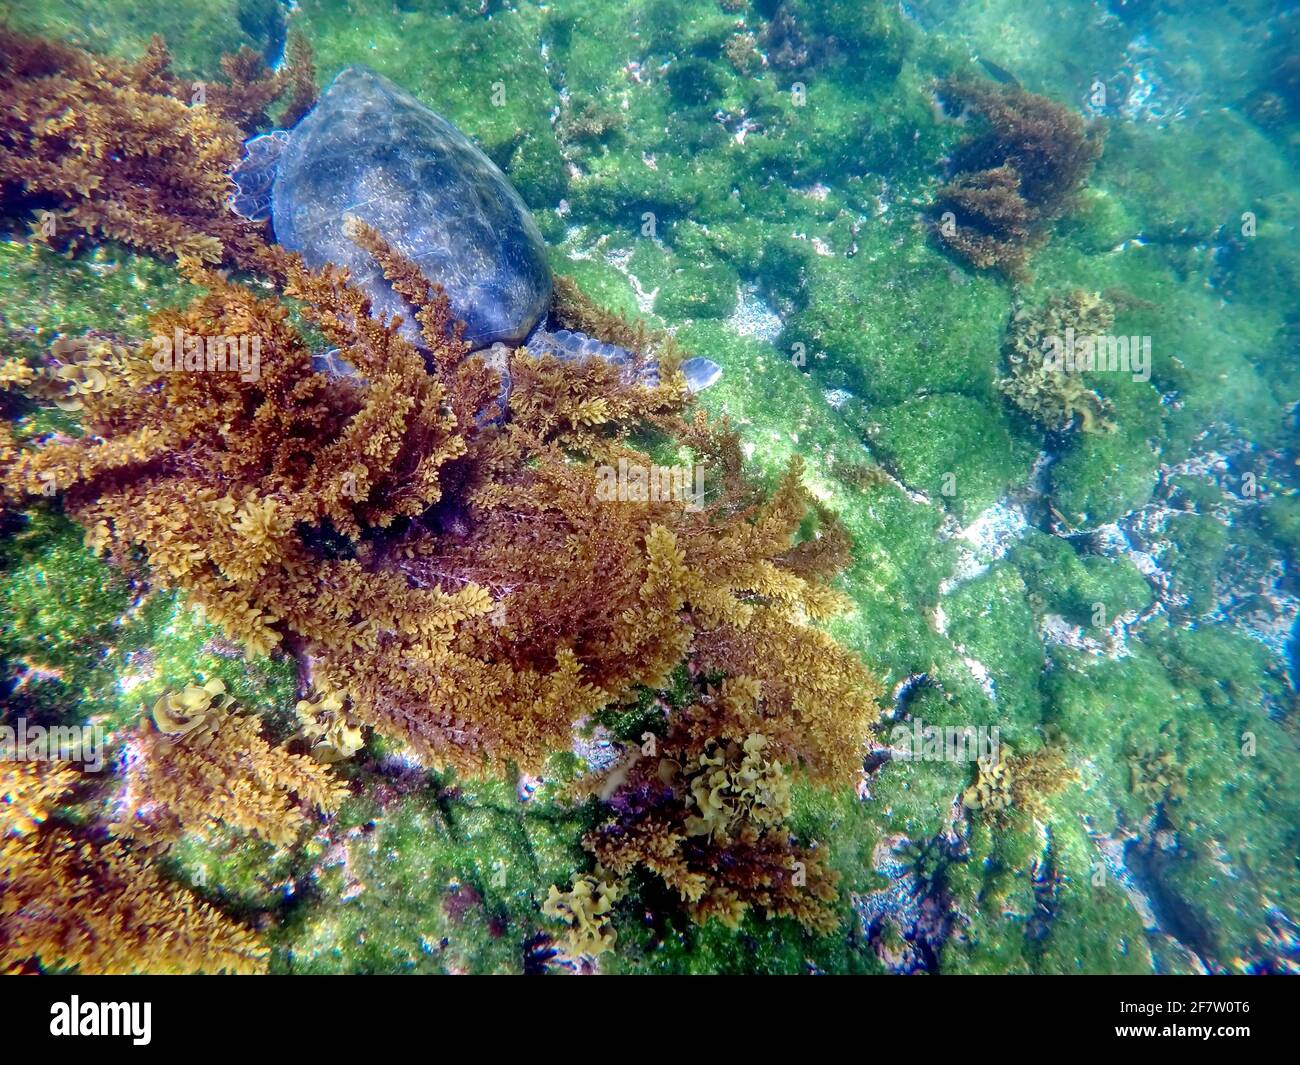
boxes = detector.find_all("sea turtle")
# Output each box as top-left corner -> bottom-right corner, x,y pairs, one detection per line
229,66 -> 721,396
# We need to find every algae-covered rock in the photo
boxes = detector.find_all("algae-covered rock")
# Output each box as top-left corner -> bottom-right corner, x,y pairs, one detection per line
1011,529 -> 1153,625
942,565 -> 1046,745
1260,494 -> 1300,559
1049,431 -> 1160,527
866,394 -> 1037,522
653,261 -> 740,320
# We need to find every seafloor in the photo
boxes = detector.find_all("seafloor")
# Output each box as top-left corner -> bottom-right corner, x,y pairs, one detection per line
1,0 -> 1297,974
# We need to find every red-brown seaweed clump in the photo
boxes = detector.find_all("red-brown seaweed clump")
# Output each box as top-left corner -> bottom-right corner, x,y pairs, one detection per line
0,28 -> 314,266
933,79 -> 1104,277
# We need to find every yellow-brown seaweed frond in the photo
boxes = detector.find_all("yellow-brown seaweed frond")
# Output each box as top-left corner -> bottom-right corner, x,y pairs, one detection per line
555,96 -> 627,148
0,761 -> 81,837
1009,745 -> 1078,820
295,684 -> 366,763
149,676 -> 232,744
1128,744 -> 1186,805
5,227 -> 881,782
963,745 -> 1078,825
2,830 -> 268,974
203,45 -> 281,130
584,718 -> 841,936
933,165 -> 1039,278
999,289 -> 1118,433
112,678 -> 349,849
276,30 -> 319,130
0,762 -> 266,974
0,29 -> 310,267
683,732 -> 792,840
962,751 -> 1015,815
934,79 -> 1104,276
541,874 -> 621,959
0,357 -> 36,393
15,335 -> 126,412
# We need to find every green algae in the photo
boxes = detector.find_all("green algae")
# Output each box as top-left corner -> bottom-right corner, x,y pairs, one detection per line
0,510 -> 296,736
0,240 -> 187,361
654,260 -> 740,320
1011,529 -> 1153,626
2,0 -> 1298,976
6,0 -> 287,76
866,394 -> 1037,521
944,813 -> 1155,975
1049,432 -> 1161,528
942,565 -> 1046,745
1043,627 -> 1300,969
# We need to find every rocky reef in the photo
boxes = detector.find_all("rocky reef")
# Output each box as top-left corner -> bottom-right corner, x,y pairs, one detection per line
1,0 -> 1297,975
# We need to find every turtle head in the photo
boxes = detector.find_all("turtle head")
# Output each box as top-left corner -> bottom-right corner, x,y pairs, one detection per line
680,356 -> 723,393
226,130 -> 291,222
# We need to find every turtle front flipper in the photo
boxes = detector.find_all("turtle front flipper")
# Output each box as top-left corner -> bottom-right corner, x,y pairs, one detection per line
525,328 -> 721,393
227,130 -> 291,222
526,328 -> 648,381
310,348 -> 360,378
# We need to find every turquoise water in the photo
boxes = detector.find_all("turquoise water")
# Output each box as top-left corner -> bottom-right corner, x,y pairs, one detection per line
0,0 -> 1296,975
